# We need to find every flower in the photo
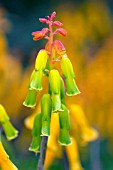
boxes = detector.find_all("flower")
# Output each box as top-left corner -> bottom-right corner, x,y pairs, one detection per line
32,28 -> 49,41
0,105 -> 18,141
0,139 -> 18,170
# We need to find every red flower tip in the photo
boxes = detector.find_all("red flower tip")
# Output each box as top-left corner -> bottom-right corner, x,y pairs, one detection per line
51,11 -> 56,19
55,28 -> 67,36
32,28 -> 49,41
39,18 -> 48,24
53,21 -> 63,27
53,40 -> 66,55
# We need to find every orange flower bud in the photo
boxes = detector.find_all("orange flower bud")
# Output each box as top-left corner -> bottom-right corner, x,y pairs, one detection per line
55,28 -> 67,36
53,40 -> 66,55
53,21 -> 63,27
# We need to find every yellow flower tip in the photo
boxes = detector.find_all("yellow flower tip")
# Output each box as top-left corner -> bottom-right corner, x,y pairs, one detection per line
82,127 -> 98,142
24,114 -> 35,130
66,90 -> 81,97
58,139 -> 72,146
70,163 -> 84,170
23,101 -> 36,109
28,146 -> 40,153
0,104 -> 9,124
41,133 -> 49,137
7,130 -> 19,141
0,141 -> 18,170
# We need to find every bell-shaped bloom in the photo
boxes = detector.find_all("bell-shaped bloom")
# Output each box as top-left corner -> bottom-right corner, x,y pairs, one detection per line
32,28 -> 49,41
58,104 -> 71,145
29,69 -> 43,91
0,105 -> 18,141
2,121 -> 18,141
60,54 -> 80,96
65,137 -> 83,170
55,28 -> 67,36
69,105 -> 98,142
23,90 -> 37,108
0,140 -> 18,170
53,40 -> 66,55
60,78 -> 66,105
41,94 -> 52,136
49,69 -> 63,112
35,50 -> 49,71
29,113 -> 42,153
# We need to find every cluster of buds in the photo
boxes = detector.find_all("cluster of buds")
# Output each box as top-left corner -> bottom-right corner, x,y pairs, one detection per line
23,11 -> 80,153
0,104 -> 18,169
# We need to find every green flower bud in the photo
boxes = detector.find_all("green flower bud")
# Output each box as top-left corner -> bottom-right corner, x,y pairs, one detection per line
0,105 -> 18,141
29,69 -> 43,91
66,78 -> 80,96
35,50 -> 48,71
49,69 -> 60,94
23,90 -> 37,108
41,94 -> 52,136
2,120 -> 18,141
29,113 -> 42,153
60,78 -> 66,105
49,69 -> 63,112
0,104 -> 9,123
60,54 -> 75,79
60,54 -> 80,96
52,93 -> 63,112
58,104 -> 72,145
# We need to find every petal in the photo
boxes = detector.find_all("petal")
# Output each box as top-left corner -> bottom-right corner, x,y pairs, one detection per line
51,11 -> 56,19
56,28 -> 67,36
53,40 -> 66,55
39,18 -> 48,24
53,21 -> 63,27
42,28 -> 49,34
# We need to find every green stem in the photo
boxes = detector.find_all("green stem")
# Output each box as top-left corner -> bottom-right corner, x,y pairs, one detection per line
37,136 -> 48,170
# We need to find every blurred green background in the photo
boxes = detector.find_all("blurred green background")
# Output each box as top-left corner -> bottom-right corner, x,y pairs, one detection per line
0,0 -> 113,170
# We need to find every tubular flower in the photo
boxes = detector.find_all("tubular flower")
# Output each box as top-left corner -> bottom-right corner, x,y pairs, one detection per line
0,139 -> 18,170
28,50 -> 48,91
41,94 -> 52,136
23,90 -> 37,108
49,69 -> 63,112
29,113 -> 42,153
69,104 -> 98,142
58,104 -> 72,145
60,54 -> 80,96
65,137 -> 83,170
0,105 -> 18,141
60,78 -> 66,105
